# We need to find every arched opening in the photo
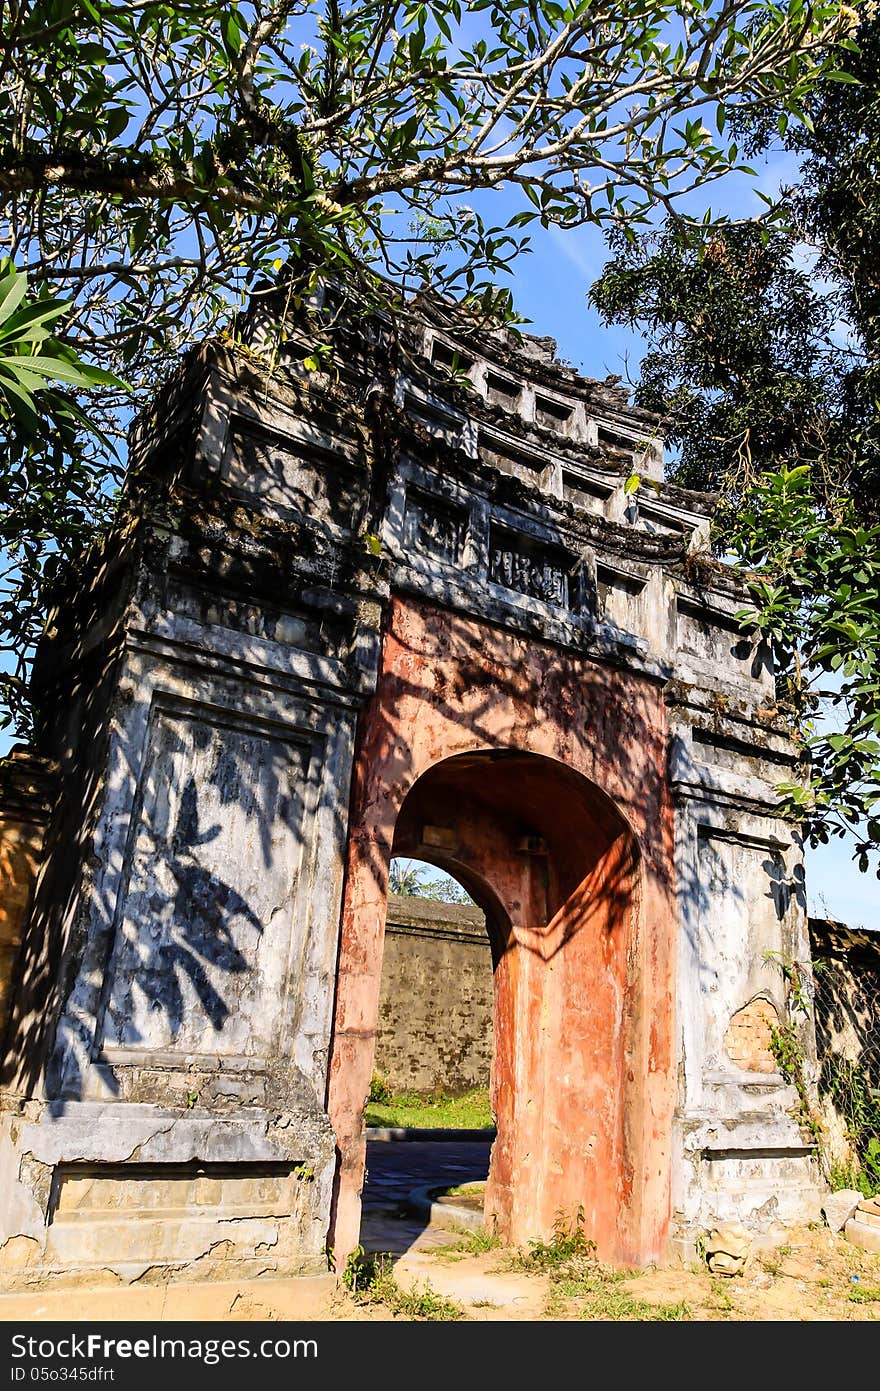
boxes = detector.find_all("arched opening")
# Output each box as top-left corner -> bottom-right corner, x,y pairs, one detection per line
328,595 -> 676,1270
330,746 -> 648,1263
389,751 -> 640,1248
359,857 -> 496,1257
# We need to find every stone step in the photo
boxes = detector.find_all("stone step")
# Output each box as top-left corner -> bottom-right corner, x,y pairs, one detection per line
844,1216 -> 880,1256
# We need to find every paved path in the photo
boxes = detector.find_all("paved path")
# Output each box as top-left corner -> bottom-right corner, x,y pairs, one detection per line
359,1138 -> 492,1256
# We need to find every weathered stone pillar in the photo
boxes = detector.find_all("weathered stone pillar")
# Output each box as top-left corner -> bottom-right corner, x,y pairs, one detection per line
666,668 -> 825,1250
0,343 -> 384,1287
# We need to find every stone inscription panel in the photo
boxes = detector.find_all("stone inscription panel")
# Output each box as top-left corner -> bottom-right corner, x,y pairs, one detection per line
403,487 -> 469,566
99,707 -> 310,1062
489,525 -> 572,608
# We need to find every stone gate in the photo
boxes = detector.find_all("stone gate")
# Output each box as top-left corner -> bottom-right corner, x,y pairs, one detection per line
0,291 -> 824,1284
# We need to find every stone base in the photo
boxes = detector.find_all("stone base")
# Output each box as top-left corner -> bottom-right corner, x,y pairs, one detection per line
0,1100 -> 337,1290
671,1111 -> 826,1263
844,1205 -> 880,1255
0,1251 -> 330,1296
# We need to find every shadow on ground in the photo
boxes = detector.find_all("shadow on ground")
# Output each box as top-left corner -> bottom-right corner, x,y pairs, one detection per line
358,1138 -> 492,1255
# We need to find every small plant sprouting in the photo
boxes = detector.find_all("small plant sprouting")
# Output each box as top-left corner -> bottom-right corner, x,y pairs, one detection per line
341,1246 -> 464,1320
341,1244 -> 379,1294
761,949 -> 816,1017
762,950 -> 829,1174
434,1228 -> 501,1257
367,1072 -> 391,1105
510,1205 -> 596,1271
823,1057 -> 880,1197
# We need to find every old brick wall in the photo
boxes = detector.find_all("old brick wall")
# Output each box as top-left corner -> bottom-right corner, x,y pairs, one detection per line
374,893 -> 493,1096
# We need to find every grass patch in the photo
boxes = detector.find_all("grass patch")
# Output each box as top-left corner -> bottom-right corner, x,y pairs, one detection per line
551,1267 -> 691,1321
433,1228 -> 502,1257
506,1210 -> 691,1321
342,1248 -> 465,1320
848,1284 -> 880,1304
709,1276 -> 736,1312
364,1086 -> 493,1130
758,1243 -> 792,1278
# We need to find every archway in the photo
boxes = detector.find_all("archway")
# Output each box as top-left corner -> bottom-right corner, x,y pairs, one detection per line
390,750 -> 640,1247
327,594 -> 677,1270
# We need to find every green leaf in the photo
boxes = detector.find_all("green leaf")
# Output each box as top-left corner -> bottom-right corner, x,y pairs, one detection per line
0,299 -> 68,344
105,106 -> 130,141
2,355 -> 121,388
220,12 -> 242,57
0,266 -> 28,324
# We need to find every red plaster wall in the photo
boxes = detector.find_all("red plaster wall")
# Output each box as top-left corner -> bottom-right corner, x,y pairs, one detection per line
327,595 -> 678,1268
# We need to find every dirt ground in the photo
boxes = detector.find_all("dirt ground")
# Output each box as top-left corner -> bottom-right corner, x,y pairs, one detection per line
361,1220 -> 880,1322
1,1221 -> 878,1322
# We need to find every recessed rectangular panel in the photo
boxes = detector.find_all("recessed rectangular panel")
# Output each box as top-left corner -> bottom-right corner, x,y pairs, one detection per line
479,432 -> 545,481
162,580 -> 348,658
596,424 -> 633,458
489,525 -> 573,608
596,564 -> 646,631
227,421 -> 360,529
695,830 -> 789,1076
431,340 -> 474,373
677,597 -> 754,669
562,470 -> 611,517
486,372 -> 520,409
50,1162 -> 300,1222
403,392 -> 465,445
45,1163 -> 312,1268
100,707 -> 309,1061
637,504 -> 688,536
535,394 -> 572,430
403,487 -> 469,566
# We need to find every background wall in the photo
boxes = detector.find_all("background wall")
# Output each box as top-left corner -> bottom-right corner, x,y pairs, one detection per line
811,917 -> 880,1180
374,893 -> 493,1095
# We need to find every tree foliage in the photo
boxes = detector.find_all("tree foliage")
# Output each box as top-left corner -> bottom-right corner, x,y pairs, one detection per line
727,467 -> 880,875
0,0 -> 863,735
388,858 -> 474,904
590,218 -> 850,500
3,0 -> 857,352
0,261 -> 125,727
590,15 -> 880,875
